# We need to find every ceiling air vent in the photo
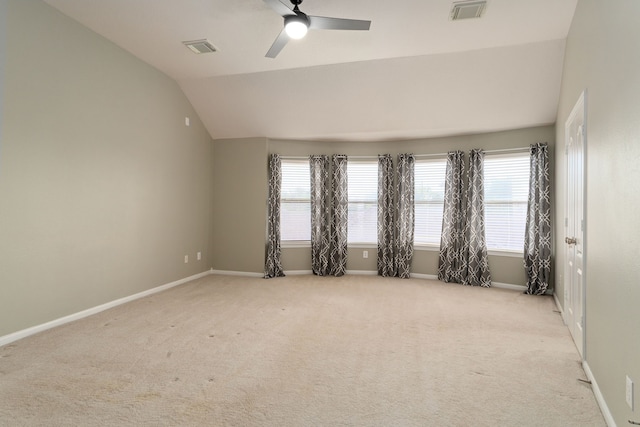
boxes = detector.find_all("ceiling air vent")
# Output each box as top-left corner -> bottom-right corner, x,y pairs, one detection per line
182,39 -> 218,54
450,0 -> 487,20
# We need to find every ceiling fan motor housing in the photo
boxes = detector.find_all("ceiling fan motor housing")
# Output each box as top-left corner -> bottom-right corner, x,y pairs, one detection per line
285,12 -> 309,27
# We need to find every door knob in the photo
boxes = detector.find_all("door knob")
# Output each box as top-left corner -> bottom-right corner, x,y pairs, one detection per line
565,237 -> 577,245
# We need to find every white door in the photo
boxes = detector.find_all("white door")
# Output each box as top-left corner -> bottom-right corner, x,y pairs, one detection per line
564,91 -> 586,358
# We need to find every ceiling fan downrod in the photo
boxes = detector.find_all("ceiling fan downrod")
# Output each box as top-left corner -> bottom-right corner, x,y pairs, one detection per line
290,0 -> 304,15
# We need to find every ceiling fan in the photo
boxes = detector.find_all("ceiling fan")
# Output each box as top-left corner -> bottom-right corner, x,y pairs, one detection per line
263,0 -> 371,58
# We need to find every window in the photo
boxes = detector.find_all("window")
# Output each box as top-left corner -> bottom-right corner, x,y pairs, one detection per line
414,158 -> 447,246
483,153 -> 530,252
280,158 -> 378,244
347,160 -> 378,244
279,153 -> 530,253
280,159 -> 310,241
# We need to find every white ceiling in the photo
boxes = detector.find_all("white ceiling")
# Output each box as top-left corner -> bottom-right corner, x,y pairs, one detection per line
43,0 -> 578,141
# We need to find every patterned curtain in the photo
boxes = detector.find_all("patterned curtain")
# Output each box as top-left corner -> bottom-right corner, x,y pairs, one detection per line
310,155 -> 330,276
329,155 -> 348,276
464,149 -> 491,287
395,154 -> 415,279
438,151 -> 467,284
377,154 -> 395,277
264,154 -> 286,278
524,143 -> 551,295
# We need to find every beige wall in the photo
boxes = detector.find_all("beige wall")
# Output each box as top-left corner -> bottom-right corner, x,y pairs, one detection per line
267,125 -> 555,286
555,0 -> 640,423
210,138 -> 268,273
0,2 -> 4,143
0,1 -> 213,336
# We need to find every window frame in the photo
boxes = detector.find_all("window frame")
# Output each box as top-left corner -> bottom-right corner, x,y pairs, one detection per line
280,158 -> 311,247
276,151 -> 531,257
483,151 -> 530,256
413,156 -> 447,251
346,158 -> 378,246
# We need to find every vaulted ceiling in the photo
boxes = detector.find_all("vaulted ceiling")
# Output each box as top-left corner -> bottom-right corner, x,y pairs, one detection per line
43,0 -> 578,141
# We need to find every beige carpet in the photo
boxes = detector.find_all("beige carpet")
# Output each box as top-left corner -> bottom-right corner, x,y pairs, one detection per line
0,274 -> 604,426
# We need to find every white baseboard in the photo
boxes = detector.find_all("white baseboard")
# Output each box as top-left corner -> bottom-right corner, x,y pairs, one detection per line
210,269 -> 263,278
281,271 -> 442,280
492,281 -> 527,291
409,274 -> 524,291
217,269 -> 524,293
553,292 -> 566,324
284,270 -> 378,276
283,270 -> 313,276
0,270 -> 212,348
410,273 -> 438,280
583,361 -> 616,427
284,271 -> 447,280
346,270 -> 378,276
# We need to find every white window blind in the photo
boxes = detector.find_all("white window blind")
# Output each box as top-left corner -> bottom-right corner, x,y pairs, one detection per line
414,158 -> 447,246
483,153 -> 530,252
347,160 -> 378,244
280,159 -> 310,241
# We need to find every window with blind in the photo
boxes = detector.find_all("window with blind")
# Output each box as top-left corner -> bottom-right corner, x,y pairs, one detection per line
347,160 -> 378,244
414,158 -> 447,246
280,159 -> 311,241
483,153 -> 530,252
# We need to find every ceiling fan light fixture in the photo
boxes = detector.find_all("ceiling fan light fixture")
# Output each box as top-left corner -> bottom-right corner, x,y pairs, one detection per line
284,15 -> 308,39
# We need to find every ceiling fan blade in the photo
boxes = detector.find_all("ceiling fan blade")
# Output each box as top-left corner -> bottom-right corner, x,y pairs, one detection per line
265,29 -> 290,58
309,16 -> 371,31
263,0 -> 294,17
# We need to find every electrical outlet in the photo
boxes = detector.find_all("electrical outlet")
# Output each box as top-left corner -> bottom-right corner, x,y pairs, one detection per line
363,250 -> 368,259
627,376 -> 634,410
184,255 -> 189,264
197,251 -> 202,261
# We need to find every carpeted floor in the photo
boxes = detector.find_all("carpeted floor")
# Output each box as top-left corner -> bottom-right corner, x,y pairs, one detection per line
0,274 -> 605,426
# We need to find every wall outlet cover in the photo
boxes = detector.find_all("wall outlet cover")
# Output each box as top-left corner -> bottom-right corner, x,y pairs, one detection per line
627,375 -> 634,410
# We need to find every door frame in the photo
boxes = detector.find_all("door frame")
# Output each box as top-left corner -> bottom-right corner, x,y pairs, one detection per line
563,89 -> 587,359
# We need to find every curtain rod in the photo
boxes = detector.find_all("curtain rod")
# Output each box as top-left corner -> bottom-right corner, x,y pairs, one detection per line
279,156 -> 307,160
414,153 -> 447,159
484,147 -> 530,154
415,147 -> 530,158
280,155 -> 378,160
280,147 -> 529,161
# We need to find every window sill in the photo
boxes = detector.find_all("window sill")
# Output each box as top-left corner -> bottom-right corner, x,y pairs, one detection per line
348,243 -> 377,249
282,241 -> 310,249
282,242 -> 523,258
487,250 -> 524,258
415,245 -> 523,258
414,244 -> 440,252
